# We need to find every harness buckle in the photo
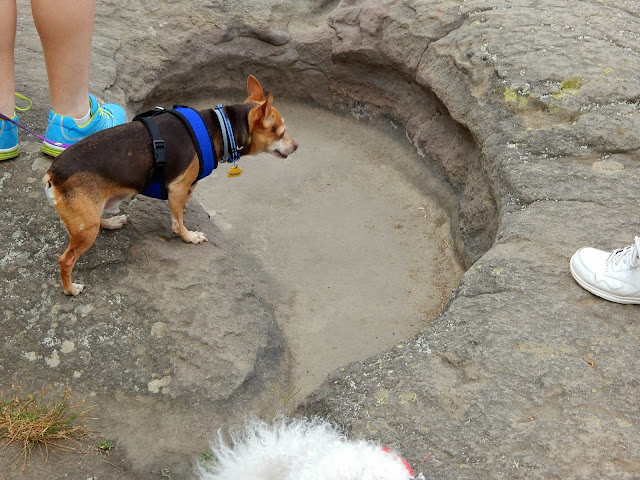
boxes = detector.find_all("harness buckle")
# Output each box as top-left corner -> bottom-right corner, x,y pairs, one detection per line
153,139 -> 166,164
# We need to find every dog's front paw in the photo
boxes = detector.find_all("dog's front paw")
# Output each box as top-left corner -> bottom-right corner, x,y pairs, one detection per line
64,283 -> 85,296
185,231 -> 208,244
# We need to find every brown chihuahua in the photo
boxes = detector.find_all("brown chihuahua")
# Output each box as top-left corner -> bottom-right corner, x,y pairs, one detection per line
43,75 -> 298,295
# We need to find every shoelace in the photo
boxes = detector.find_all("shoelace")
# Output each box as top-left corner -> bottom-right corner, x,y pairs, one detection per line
98,107 -> 114,119
606,236 -> 640,269
96,107 -> 116,127
14,93 -> 32,113
0,95 -> 73,148
0,93 -> 32,121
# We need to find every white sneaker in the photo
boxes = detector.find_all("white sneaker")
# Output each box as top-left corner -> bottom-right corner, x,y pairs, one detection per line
570,236 -> 640,304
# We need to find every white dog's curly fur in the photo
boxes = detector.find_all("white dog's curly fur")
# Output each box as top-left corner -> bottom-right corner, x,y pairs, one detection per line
197,417 -> 415,480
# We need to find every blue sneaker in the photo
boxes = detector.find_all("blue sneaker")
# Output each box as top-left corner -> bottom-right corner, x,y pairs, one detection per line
42,94 -> 126,157
0,114 -> 19,161
0,93 -> 32,161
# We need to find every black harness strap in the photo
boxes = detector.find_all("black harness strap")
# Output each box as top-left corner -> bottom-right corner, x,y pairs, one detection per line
133,106 -> 218,200
134,108 -> 169,199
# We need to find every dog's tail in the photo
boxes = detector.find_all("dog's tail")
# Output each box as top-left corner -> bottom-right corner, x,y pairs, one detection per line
42,173 -> 57,207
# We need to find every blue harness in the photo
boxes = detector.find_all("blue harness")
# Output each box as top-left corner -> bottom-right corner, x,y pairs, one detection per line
134,105 -> 241,199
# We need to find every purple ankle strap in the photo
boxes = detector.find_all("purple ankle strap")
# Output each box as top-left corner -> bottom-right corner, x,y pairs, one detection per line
0,111 -> 72,149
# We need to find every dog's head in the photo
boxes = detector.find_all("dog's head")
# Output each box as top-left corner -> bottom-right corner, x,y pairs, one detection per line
244,75 -> 298,158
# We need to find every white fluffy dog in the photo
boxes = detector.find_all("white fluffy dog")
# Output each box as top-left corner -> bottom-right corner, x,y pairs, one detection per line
197,417 -> 416,480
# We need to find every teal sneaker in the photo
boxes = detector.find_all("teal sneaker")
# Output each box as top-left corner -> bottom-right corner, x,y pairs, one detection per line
42,94 -> 126,157
0,114 -> 19,161
0,94 -> 32,161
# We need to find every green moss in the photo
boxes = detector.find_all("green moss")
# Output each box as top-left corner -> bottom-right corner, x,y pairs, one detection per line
399,392 -> 418,405
504,88 -> 518,103
559,77 -> 583,95
550,78 -> 583,99
504,87 -> 529,107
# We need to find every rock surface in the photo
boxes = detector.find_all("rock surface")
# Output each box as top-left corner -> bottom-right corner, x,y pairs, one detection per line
299,1 -> 640,479
2,0 -> 640,479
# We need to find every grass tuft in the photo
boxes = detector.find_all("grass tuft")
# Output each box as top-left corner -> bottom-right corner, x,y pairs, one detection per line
268,382 -> 301,412
0,385 -> 90,469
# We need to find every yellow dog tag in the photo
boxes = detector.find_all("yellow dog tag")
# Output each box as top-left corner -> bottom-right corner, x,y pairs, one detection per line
228,166 -> 243,178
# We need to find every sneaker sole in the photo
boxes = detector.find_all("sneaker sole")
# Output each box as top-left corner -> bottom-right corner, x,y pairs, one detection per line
570,261 -> 640,305
0,147 -> 19,161
42,141 -> 66,158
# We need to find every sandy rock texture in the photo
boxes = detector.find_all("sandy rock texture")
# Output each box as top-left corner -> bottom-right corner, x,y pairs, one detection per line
298,1 -> 640,479
2,0 -> 640,478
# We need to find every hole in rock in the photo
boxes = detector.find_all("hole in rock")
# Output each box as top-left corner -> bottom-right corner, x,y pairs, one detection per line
180,96 -> 466,398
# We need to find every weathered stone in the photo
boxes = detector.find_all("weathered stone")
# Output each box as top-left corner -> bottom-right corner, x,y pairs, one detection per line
3,0 -> 640,478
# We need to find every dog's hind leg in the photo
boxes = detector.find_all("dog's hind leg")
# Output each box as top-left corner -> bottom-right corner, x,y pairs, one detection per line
167,160 -> 207,244
100,215 -> 128,230
53,189 -> 103,295
58,221 -> 100,295
45,176 -> 102,295
100,191 -> 136,229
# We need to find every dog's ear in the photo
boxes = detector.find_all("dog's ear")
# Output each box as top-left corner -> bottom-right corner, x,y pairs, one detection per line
248,93 -> 274,129
245,75 -> 266,103
262,93 -> 273,122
